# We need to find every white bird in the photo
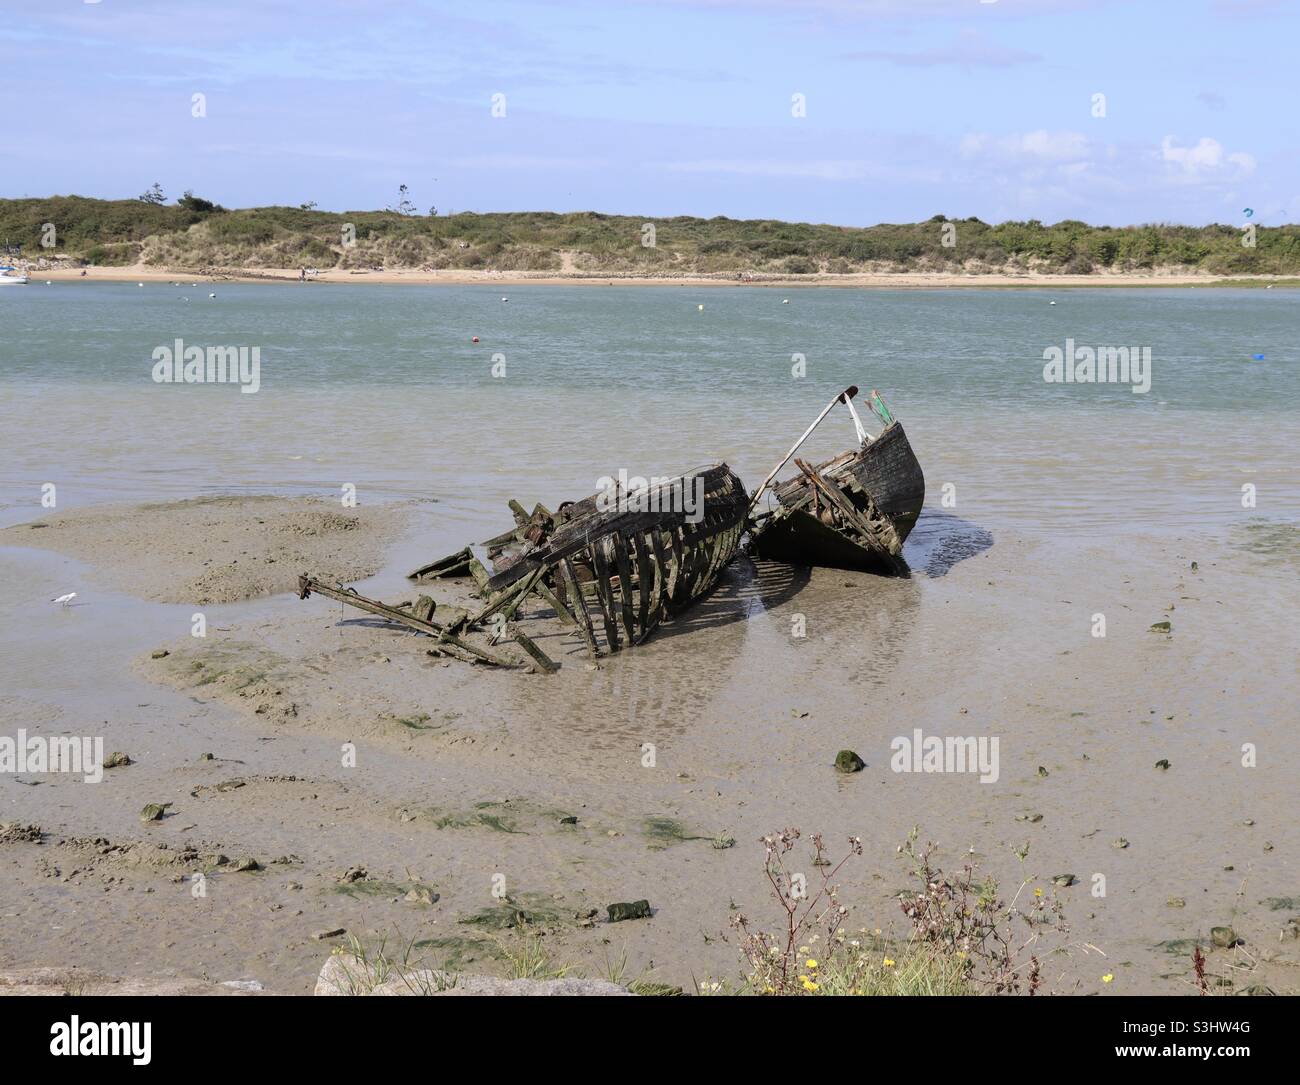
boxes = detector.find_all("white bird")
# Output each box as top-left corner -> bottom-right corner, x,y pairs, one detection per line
138,282 -> 144,287
782,298 -> 789,304
209,292 -> 216,298
51,592 -> 77,606
1049,300 -> 1056,305
501,296 -> 508,302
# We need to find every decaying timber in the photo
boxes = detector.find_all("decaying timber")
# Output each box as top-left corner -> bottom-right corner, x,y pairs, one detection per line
748,388 -> 925,573
299,463 -> 749,671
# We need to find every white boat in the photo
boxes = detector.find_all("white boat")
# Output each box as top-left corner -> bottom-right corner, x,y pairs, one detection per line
0,265 -> 28,285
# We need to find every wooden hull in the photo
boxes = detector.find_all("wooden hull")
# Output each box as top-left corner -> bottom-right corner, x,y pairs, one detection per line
484,463 -> 749,652
749,422 -> 924,573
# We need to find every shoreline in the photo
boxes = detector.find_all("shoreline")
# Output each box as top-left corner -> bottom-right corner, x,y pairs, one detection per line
33,265 -> 1300,289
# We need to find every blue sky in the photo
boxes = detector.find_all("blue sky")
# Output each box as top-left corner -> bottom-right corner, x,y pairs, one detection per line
4,0 -> 1296,226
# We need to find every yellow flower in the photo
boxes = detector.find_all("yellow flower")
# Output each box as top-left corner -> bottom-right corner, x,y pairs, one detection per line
800,976 -> 819,991
806,958 -> 818,969
1102,973 -> 1114,984
883,957 -> 896,968
1034,887 -> 1044,898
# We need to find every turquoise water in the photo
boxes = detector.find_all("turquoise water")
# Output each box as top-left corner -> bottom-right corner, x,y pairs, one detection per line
1,283 -> 1296,545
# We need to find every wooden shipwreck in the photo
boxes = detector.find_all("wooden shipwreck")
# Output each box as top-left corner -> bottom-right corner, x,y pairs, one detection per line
299,463 -> 749,671
747,387 -> 924,573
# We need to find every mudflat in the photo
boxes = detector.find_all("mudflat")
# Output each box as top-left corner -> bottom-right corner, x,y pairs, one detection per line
1,494 -> 1295,995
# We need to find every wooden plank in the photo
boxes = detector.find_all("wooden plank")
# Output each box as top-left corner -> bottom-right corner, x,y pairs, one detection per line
510,626 -> 559,674
297,576 -> 513,666
613,534 -> 637,645
532,577 -> 577,627
648,530 -> 670,625
468,557 -> 491,594
562,557 -> 599,658
634,533 -> 653,643
590,540 -> 621,652
407,546 -> 472,581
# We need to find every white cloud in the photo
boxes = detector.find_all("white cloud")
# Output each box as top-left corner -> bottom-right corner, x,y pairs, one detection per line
961,130 -> 1090,162
1159,136 -> 1256,176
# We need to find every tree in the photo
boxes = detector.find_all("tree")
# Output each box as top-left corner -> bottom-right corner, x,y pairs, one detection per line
137,182 -> 166,205
299,201 -> 318,211
177,190 -> 220,213
388,184 -> 417,216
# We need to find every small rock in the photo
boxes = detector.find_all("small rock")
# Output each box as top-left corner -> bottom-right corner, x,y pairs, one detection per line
1167,897 -> 1186,908
103,751 -> 133,769
339,866 -> 368,883
1148,621 -> 1172,633
1016,813 -> 1043,823
558,815 -> 579,825
1037,766 -> 1049,778
230,857 -> 261,872
139,802 -> 171,823
403,887 -> 438,905
199,752 -> 214,761
313,928 -> 347,941
1211,926 -> 1238,948
150,648 -> 170,659
1112,838 -> 1129,849
1155,759 -> 1171,770
834,749 -> 865,773
607,900 -> 652,923
1051,874 -> 1077,888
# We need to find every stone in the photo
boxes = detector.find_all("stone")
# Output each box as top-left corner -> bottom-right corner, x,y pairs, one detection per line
606,900 -> 652,922
312,928 -> 347,941
139,803 -> 171,822
1148,621 -> 1172,633
150,649 -> 170,659
230,857 -> 261,872
403,887 -> 438,905
1211,926 -> 1238,948
103,752 -> 133,769
834,750 -> 865,773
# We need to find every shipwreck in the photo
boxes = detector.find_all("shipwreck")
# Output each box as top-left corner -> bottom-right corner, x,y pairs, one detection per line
298,387 -> 923,670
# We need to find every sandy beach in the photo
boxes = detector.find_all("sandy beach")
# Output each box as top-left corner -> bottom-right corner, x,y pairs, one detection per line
2,491 -> 1295,995
34,264 -> 1298,290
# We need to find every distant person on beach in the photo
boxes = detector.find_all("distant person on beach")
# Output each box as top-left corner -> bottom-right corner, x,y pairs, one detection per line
299,267 -> 305,281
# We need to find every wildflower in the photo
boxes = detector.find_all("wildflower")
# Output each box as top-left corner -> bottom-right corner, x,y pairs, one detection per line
800,975 -> 819,992
806,959 -> 818,969
1102,974 -> 1114,984
883,957 -> 896,968
1034,887 -> 1044,898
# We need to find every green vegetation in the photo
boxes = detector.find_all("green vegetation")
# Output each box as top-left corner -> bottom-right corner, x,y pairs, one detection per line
4,196 -> 1298,276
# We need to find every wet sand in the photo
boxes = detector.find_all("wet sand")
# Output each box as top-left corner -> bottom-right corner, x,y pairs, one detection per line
36,265 -> 1297,290
1,495 -> 1296,994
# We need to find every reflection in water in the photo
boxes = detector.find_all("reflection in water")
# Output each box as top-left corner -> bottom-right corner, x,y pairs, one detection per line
905,509 -> 995,579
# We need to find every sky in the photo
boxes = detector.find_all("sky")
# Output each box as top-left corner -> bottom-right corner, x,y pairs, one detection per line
3,0 -> 1296,226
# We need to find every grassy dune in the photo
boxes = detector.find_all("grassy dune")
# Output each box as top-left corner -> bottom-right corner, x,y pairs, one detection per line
3,195 -> 1298,277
